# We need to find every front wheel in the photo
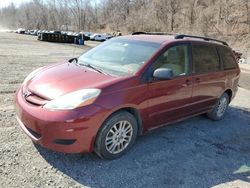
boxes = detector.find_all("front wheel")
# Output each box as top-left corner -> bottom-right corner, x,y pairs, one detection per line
95,111 -> 138,160
207,93 -> 229,121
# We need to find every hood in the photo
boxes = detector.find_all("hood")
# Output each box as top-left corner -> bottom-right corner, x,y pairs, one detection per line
26,61 -> 121,99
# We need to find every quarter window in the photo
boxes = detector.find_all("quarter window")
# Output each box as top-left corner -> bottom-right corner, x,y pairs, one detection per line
192,44 -> 220,74
219,47 -> 237,70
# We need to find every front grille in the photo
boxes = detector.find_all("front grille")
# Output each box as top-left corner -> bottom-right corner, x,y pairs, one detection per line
23,88 -> 49,106
25,126 -> 42,139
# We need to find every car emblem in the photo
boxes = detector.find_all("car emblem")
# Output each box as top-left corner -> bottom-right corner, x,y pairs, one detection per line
23,90 -> 31,98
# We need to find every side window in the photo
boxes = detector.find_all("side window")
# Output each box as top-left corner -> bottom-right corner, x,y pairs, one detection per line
153,45 -> 189,77
192,44 -> 220,74
219,47 -> 237,70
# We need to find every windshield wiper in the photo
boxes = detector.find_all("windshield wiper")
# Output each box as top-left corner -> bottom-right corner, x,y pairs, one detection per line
79,63 -> 109,75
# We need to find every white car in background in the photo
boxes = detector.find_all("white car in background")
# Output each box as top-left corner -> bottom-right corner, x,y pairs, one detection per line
90,33 -> 106,41
16,28 -> 25,34
83,32 -> 93,37
104,33 -> 114,40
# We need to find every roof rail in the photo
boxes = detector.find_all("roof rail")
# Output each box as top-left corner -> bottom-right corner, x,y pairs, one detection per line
132,32 -> 175,36
175,34 -> 228,46
132,32 -> 228,46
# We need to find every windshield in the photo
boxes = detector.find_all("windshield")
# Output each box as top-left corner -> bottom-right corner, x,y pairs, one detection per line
78,38 -> 160,76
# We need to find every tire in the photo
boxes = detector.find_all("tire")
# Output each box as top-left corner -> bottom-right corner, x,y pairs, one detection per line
95,111 -> 138,160
207,93 -> 230,121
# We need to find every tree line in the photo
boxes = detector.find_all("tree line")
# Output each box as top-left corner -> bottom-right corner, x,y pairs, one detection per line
0,0 -> 249,41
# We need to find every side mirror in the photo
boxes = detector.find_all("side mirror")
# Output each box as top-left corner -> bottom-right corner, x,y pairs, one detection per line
153,68 -> 173,80
68,57 -> 78,64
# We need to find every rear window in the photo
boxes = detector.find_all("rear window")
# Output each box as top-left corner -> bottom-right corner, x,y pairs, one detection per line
192,44 -> 220,74
219,47 -> 237,70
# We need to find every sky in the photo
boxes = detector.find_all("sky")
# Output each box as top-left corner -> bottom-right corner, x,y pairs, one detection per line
0,0 -> 100,8
0,0 -> 31,8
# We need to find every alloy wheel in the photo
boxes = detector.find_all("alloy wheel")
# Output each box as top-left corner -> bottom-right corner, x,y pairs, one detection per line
217,96 -> 228,117
105,120 -> 133,154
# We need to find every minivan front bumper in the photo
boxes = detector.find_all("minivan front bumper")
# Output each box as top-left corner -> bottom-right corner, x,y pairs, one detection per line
15,87 -> 106,153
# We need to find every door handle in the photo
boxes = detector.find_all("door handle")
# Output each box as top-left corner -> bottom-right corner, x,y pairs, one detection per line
195,77 -> 201,83
185,79 -> 192,85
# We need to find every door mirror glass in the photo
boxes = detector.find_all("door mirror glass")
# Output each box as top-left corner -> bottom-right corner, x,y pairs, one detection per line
153,68 -> 173,80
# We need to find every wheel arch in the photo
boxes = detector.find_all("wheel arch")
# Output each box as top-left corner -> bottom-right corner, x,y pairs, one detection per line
103,107 -> 144,135
97,106 -> 144,137
91,104 -> 144,153
93,106 -> 144,157
118,107 -> 144,135
224,89 -> 233,102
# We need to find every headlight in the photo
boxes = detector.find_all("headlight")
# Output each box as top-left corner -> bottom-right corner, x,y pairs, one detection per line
23,67 -> 43,85
43,89 -> 101,110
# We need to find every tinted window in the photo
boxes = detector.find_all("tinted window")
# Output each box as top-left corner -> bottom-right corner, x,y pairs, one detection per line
192,44 -> 220,74
219,47 -> 237,70
153,45 -> 189,77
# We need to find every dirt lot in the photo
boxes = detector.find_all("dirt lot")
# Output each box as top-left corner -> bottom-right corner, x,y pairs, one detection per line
0,32 -> 250,188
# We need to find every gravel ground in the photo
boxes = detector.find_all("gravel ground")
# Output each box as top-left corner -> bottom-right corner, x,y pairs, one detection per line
0,32 -> 250,188
239,64 -> 250,91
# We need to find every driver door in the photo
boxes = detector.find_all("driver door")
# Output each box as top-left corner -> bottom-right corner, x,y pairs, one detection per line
147,43 -> 194,128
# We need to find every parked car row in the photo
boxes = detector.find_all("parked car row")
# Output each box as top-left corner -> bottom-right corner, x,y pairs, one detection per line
16,28 -> 39,35
37,30 -> 91,41
16,28 -> 116,42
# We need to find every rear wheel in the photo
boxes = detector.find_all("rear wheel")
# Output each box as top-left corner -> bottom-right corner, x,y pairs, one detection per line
95,111 -> 138,159
207,93 -> 229,121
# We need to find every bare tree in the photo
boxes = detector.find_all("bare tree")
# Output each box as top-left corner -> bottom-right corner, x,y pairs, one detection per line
245,0 -> 250,32
168,0 -> 181,31
0,0 -> 249,46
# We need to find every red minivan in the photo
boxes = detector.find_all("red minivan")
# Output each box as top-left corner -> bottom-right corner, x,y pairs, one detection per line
15,33 -> 240,159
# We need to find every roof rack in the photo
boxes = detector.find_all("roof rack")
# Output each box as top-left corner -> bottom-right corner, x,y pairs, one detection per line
132,31 -> 175,36
132,32 -> 228,46
175,34 -> 228,46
